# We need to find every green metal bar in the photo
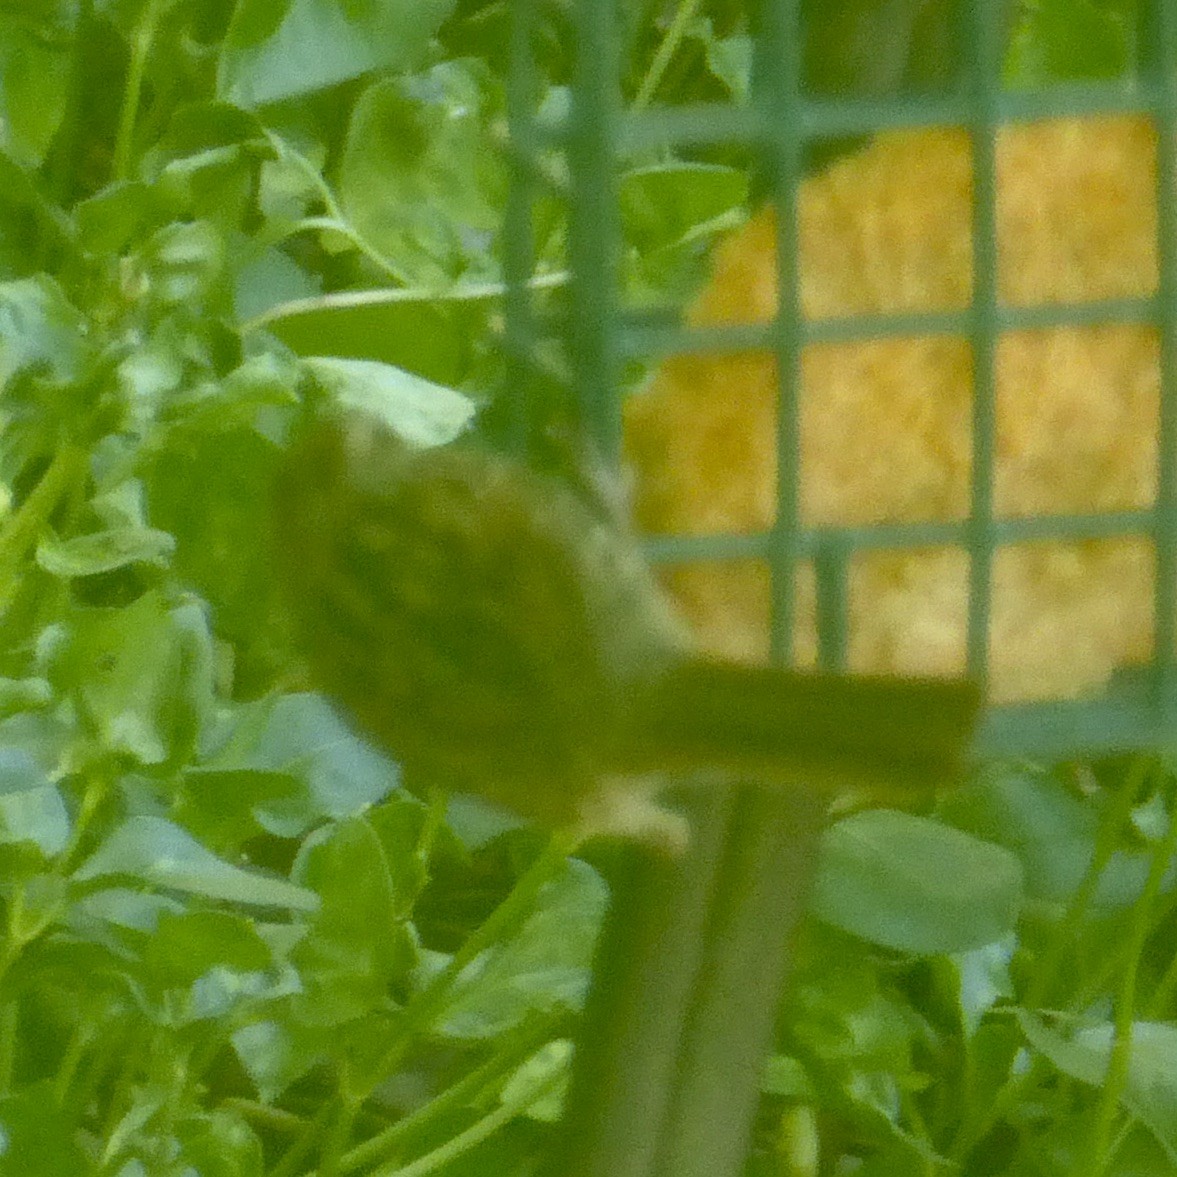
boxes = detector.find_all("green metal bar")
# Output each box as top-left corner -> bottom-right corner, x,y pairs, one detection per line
1150,0 -> 1177,702
963,0 -> 1004,692
565,0 -> 623,457
814,548 -> 850,671
625,295 -> 1161,359
757,0 -> 805,667
798,81 -> 1165,135
620,104 -> 762,152
646,509 -> 1155,571
619,80 -> 1163,156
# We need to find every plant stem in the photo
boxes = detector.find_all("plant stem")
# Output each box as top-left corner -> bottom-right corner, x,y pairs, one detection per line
951,757 -> 1152,1164
632,0 -> 705,111
0,442 -> 89,601
1025,757 -> 1151,1011
373,1066 -> 565,1177
340,1012 -> 570,1174
270,1097 -> 340,1177
359,830 -> 577,1101
114,0 -> 165,180
1078,760 -> 1177,1177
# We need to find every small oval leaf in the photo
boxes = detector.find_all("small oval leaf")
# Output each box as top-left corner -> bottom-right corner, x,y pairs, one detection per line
302,356 -> 474,449
75,816 -> 318,912
813,809 -> 1023,954
37,528 -> 175,578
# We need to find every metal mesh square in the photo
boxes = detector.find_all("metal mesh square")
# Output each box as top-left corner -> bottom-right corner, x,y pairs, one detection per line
502,0 -> 1177,758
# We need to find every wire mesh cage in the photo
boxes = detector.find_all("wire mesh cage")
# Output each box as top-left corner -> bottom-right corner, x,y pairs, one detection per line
500,0 -> 1177,765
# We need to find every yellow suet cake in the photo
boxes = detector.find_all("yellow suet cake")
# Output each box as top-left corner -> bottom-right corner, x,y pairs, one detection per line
625,116 -> 1162,703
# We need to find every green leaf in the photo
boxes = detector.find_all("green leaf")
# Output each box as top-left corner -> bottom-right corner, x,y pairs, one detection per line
337,61 -> 506,285
256,138 -> 325,223
141,219 -> 225,307
192,693 -> 399,836
1005,0 -> 1136,84
813,810 -> 1023,954
0,708 -> 70,777
234,245 -> 319,322
174,1109 -> 264,1177
71,887 -> 186,937
43,591 -> 214,765
0,276 -> 88,389
0,1081 -> 92,1175
438,857 -> 607,1039
75,182 -> 176,255
952,938 -> 1015,1036
790,940 -> 923,1073
141,909 -> 273,991
114,338 -> 186,411
148,103 -> 270,228
0,678 -> 51,719
220,0 -> 296,47
0,700 -> 69,854
0,746 -> 46,795
37,527 -> 175,578
178,693 -> 398,850
0,12 -> 75,166
231,1018 -> 329,1104
74,815 -> 319,910
620,163 -> 748,253
1019,1013 -> 1177,1164
256,289 -> 490,386
294,815 -> 401,938
6,874 -> 65,944
175,768 -> 302,854
156,155 -> 253,232
220,0 -> 456,108
303,355 -> 475,448
0,784 -> 69,855
699,24 -> 752,102
761,1054 -> 815,1099
289,799 -> 425,1023
940,765 -> 1155,908
500,1039 -> 573,1122
0,151 -> 68,277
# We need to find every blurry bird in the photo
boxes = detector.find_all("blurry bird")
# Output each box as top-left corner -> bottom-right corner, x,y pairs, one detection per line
624,115 -> 1161,704
273,413 -> 980,845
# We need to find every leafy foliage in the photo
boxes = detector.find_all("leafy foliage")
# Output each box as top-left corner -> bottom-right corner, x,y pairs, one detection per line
0,1 -> 1166,1176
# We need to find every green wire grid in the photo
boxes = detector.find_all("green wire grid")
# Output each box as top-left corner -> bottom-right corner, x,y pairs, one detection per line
503,0 -> 1177,763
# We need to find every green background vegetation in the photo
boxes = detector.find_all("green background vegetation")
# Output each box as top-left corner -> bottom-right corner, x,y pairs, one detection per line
0,1 -> 1169,1175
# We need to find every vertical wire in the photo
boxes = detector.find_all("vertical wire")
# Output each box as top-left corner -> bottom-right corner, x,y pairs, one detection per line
965,0 -> 1004,693
814,548 -> 849,672
1149,0 -> 1177,711
756,0 -> 805,667
566,0 -> 623,459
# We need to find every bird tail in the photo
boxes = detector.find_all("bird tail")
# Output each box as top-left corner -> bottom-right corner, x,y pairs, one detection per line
622,661 -> 982,792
